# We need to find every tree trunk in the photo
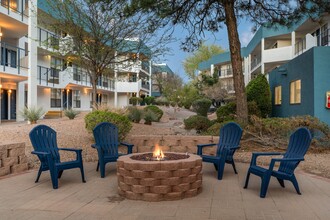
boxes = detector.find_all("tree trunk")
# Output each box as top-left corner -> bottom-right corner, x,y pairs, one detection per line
223,0 -> 248,124
91,74 -> 98,110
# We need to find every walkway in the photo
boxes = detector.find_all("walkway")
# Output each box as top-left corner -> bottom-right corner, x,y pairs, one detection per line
0,162 -> 329,219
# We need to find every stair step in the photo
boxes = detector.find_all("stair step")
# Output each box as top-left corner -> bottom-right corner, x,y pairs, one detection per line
44,111 -> 63,119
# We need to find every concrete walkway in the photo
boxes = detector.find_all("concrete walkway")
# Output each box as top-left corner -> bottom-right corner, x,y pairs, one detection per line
0,162 -> 329,220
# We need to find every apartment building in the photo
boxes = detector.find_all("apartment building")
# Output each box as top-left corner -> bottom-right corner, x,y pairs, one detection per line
0,0 -> 152,122
151,63 -> 174,97
198,14 -> 330,125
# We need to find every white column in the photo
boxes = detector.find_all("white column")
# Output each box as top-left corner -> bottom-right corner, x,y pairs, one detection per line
291,31 -> 296,57
149,60 -> 152,96
261,38 -> 265,74
210,64 -> 214,76
114,51 -> 118,107
16,82 -> 25,121
7,91 -> 11,120
28,0 -> 38,108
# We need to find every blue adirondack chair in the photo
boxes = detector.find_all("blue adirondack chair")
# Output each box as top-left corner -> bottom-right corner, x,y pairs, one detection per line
92,122 -> 134,178
29,125 -> 86,189
244,127 -> 312,198
197,122 -> 243,180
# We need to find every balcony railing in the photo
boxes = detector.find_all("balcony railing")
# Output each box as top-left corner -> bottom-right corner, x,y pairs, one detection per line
251,56 -> 261,70
38,28 -> 60,50
72,67 -> 90,86
37,66 -> 60,87
0,41 -> 28,74
1,0 -> 29,21
141,81 -> 150,90
218,68 -> 232,78
141,61 -> 150,73
320,28 -> 329,46
295,38 -> 306,56
97,77 -> 115,90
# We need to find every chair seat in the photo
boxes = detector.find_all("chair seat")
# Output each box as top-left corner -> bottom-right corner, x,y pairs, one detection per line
56,160 -> 81,170
202,155 -> 220,164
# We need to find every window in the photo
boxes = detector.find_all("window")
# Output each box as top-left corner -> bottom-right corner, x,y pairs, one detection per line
102,94 -> 108,106
275,86 -> 282,105
50,88 -> 61,107
290,80 -> 301,104
73,90 -> 81,108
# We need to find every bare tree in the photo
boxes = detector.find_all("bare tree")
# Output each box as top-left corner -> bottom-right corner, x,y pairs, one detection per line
202,81 -> 228,108
38,0 -> 171,107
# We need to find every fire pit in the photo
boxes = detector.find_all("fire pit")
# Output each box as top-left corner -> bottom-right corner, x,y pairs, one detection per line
117,145 -> 203,201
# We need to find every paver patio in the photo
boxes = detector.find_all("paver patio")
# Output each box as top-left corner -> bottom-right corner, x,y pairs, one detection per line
0,162 -> 329,220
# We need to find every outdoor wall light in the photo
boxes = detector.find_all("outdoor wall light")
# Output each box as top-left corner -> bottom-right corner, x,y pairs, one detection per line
0,32 -> 2,37
8,89 -> 12,94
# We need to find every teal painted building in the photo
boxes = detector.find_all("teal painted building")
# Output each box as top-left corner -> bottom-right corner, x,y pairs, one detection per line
269,47 -> 330,125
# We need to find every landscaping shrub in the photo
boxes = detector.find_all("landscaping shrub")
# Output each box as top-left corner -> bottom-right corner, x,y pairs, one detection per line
20,106 -> 44,124
64,108 -> 80,119
247,101 -> 261,117
127,107 -> 143,123
216,102 -> 236,122
192,98 -> 212,117
144,110 -> 158,125
85,110 -> 132,140
184,115 -> 211,133
144,96 -> 155,105
246,74 -> 271,118
144,105 -> 163,122
129,97 -> 143,106
170,101 -> 176,107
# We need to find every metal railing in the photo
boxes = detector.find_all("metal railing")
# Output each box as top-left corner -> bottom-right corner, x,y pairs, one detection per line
251,56 -> 261,70
0,41 -> 28,74
0,0 -> 29,21
37,66 -> 60,87
38,27 -> 60,50
218,68 -> 232,78
320,28 -> 329,46
72,67 -> 90,86
141,61 -> 150,73
141,81 -> 150,90
295,38 -> 306,56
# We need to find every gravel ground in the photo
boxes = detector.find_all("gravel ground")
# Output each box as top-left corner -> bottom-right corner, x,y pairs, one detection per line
0,106 -> 329,179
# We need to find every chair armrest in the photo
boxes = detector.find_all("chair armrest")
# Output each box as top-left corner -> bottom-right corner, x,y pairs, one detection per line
120,142 -> 134,154
269,157 -> 305,171
197,143 -> 217,155
31,151 -> 51,156
58,148 -> 82,152
229,146 -> 240,150
250,152 -> 283,166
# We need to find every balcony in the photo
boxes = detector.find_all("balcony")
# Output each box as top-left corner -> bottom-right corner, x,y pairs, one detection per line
37,66 -> 60,87
219,69 -> 232,78
37,28 -> 60,50
141,80 -> 150,90
0,0 -> 29,22
141,61 -> 150,73
0,41 -> 28,76
263,46 -> 292,63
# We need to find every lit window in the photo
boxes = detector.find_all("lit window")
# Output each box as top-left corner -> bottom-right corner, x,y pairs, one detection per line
73,90 -> 81,108
290,80 -> 301,104
275,86 -> 282,105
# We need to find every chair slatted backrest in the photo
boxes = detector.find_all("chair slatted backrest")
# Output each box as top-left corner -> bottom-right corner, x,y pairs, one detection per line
279,127 -> 312,175
29,125 -> 61,164
93,122 -> 119,157
216,122 -> 243,156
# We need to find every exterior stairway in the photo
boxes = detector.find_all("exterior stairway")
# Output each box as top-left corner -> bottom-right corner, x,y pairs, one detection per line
43,111 -> 63,119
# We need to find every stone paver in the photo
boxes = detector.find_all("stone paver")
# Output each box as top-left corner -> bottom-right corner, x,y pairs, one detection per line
0,162 -> 329,219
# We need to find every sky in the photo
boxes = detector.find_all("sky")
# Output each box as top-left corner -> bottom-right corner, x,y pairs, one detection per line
159,19 -> 255,83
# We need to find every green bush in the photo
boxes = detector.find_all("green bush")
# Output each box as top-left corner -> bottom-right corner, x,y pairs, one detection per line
144,96 -> 155,105
144,105 -> 163,122
85,110 -> 132,140
127,107 -> 143,123
216,102 -> 236,122
246,74 -> 271,118
144,110 -> 158,125
184,115 -> 211,133
170,101 -> 176,107
247,101 -> 261,117
20,106 -> 45,124
182,100 -> 192,109
192,98 -> 212,117
129,97 -> 143,106
64,108 -> 80,120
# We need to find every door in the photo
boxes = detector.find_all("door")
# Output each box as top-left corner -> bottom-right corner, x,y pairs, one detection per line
1,89 -> 8,120
62,89 -> 72,109
10,90 -> 16,119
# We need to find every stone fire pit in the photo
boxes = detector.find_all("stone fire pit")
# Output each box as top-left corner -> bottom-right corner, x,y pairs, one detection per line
117,152 -> 203,201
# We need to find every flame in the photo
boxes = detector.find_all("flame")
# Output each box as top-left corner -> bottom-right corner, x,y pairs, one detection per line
153,144 -> 165,161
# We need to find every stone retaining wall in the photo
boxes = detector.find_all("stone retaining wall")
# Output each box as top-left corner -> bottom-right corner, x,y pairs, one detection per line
0,142 -> 28,177
124,135 -> 219,155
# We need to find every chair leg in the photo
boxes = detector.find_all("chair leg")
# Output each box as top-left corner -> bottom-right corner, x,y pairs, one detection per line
291,175 -> 301,195
277,178 -> 285,188
58,170 -> 63,179
100,162 -> 106,178
217,161 -> 225,180
260,174 -> 271,198
50,169 -> 58,189
231,161 -> 238,174
213,163 -> 218,171
35,167 -> 43,183
244,171 -> 250,189
80,164 -> 86,183
96,161 -> 99,172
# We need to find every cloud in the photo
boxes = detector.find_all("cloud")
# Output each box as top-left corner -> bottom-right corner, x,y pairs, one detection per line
240,30 -> 254,47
